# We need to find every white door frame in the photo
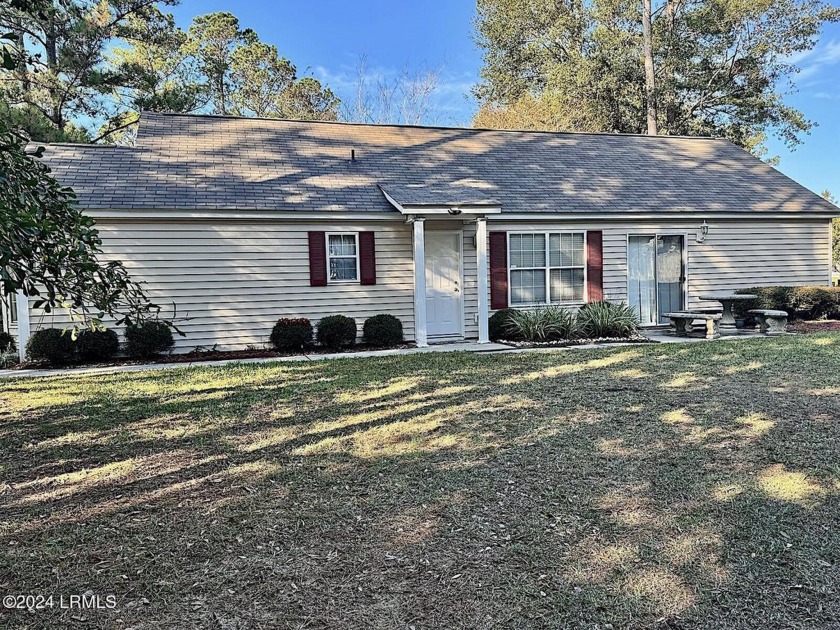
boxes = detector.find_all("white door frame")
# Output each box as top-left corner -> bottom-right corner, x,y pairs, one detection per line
626,232 -> 689,326
425,229 -> 465,341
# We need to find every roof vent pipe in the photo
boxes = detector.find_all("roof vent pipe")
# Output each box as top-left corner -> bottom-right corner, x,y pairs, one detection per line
350,149 -> 356,161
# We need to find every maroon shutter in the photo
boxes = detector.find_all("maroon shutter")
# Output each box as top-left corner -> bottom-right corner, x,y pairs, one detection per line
586,230 -> 604,302
359,232 -> 376,285
489,231 -> 508,309
308,232 -> 327,287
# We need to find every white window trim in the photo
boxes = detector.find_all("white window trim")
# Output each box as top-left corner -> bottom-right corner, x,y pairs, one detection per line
8,293 -> 18,324
507,231 -> 588,307
326,232 -> 361,284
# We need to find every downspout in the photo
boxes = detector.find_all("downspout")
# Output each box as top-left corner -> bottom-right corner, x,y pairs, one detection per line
16,290 -> 30,362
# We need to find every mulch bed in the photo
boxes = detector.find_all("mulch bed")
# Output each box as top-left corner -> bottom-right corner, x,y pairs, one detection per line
787,320 -> 840,334
499,335 -> 656,348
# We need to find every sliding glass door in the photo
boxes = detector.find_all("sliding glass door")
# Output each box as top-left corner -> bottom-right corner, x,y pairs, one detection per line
628,235 -> 685,325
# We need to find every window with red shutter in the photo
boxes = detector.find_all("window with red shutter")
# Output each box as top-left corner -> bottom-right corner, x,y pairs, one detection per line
586,230 -> 604,302
489,231 -> 508,309
308,232 -> 328,287
359,232 -> 376,285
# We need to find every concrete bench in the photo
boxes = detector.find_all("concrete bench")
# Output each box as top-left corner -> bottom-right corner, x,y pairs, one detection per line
665,312 -> 722,340
748,309 -> 788,335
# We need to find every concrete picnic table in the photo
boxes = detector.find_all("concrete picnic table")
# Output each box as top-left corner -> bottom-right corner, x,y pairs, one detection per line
698,293 -> 757,330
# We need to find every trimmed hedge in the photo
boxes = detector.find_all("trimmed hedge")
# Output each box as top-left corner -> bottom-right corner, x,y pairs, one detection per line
26,328 -> 76,364
271,317 -> 313,351
734,286 -> 840,321
363,314 -> 403,347
0,331 -> 14,353
125,321 -> 174,358
77,329 -> 120,362
317,315 -> 357,350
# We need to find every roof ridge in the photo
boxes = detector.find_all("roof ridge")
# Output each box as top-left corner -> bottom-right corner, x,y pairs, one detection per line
140,110 -> 725,142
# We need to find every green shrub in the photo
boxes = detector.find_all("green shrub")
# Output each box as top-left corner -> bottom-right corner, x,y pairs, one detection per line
317,315 -> 357,350
0,349 -> 18,369
363,314 -> 404,347
489,308 -> 521,341
125,321 -> 174,358
507,306 -> 580,342
26,328 -> 76,364
77,328 -> 120,362
0,331 -> 14,353
270,317 -> 313,351
788,286 -> 840,319
735,286 -> 840,321
576,301 -> 640,338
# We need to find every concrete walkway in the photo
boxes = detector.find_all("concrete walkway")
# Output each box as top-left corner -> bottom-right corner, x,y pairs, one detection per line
0,341 -> 513,380
0,329 -> 774,381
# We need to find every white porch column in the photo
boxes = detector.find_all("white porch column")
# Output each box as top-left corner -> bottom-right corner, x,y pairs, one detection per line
16,290 -> 30,362
412,218 -> 428,347
476,217 -> 489,343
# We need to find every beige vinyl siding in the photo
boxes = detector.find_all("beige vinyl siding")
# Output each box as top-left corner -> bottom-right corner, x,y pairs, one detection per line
482,218 -> 832,321
28,219 -> 415,351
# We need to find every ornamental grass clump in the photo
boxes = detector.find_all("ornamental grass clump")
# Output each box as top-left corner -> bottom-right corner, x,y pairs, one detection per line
506,306 -> 581,341
576,301 -> 640,338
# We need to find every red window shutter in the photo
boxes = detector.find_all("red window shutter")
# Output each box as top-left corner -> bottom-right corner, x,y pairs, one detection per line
308,232 -> 327,287
359,232 -> 376,285
586,230 -> 604,302
489,231 -> 508,309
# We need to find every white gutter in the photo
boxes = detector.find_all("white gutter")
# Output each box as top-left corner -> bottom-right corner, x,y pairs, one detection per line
85,209 -> 403,221
492,212 -> 838,220
82,208 -> 837,222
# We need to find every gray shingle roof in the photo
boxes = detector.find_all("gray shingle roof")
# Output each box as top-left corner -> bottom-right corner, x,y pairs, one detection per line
35,111 -> 838,215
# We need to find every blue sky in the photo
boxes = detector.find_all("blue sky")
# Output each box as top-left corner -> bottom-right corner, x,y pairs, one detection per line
170,0 -> 840,197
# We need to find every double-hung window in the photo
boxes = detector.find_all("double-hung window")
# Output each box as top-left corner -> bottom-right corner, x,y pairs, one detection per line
509,232 -> 586,305
327,233 -> 360,282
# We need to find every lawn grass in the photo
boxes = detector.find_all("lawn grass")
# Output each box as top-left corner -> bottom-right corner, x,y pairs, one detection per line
1,334 -> 839,629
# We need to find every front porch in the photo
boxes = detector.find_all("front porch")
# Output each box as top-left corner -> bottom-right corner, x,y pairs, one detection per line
380,185 -> 501,347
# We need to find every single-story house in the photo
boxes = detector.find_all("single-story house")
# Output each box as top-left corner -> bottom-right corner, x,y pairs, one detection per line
2,112 -> 837,355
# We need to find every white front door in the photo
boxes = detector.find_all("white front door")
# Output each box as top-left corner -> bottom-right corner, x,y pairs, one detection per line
425,231 -> 463,338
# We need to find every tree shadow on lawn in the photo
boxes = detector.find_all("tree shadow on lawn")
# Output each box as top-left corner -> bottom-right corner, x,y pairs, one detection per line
0,335 -> 838,629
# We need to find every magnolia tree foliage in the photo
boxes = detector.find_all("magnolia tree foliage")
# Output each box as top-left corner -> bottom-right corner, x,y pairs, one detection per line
473,0 -> 840,153
0,117 -> 161,328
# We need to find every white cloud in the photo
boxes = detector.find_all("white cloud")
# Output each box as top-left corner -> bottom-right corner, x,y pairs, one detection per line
792,39 -> 840,80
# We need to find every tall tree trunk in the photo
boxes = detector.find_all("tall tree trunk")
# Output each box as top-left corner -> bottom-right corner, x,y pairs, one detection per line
663,0 -> 676,133
44,21 -> 62,129
642,0 -> 658,135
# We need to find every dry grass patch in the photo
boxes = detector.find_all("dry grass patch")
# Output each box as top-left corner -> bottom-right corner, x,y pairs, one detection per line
1,334 -> 839,629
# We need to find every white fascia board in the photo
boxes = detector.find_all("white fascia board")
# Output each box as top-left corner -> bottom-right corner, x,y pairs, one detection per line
381,187 -> 501,215
83,208 -> 836,222
84,209 -> 402,221
400,206 -> 502,215
490,212 -> 838,221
